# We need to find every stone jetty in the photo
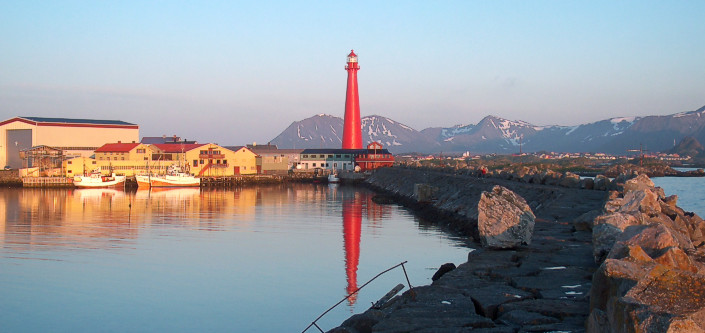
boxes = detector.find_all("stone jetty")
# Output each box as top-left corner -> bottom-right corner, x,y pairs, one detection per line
329,167 -> 705,332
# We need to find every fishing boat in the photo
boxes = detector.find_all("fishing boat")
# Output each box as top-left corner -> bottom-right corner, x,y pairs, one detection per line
328,172 -> 340,183
147,165 -> 200,188
73,170 -> 126,189
135,174 -> 151,189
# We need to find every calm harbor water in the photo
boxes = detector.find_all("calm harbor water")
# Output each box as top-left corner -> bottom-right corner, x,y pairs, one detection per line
652,172 -> 705,218
0,184 -> 471,332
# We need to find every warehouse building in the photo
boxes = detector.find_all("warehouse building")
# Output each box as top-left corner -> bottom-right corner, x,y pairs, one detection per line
0,116 -> 139,169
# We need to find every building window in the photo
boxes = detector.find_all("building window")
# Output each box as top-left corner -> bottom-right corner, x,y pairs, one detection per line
303,154 -> 308,158
336,155 -> 341,158
144,157 -> 148,160
313,163 -> 316,167
68,170 -> 72,173
68,161 -> 72,164
319,155 -> 325,158
193,160 -> 198,166
200,160 -> 204,164
92,161 -> 97,164
137,149 -> 145,154
223,160 -> 227,165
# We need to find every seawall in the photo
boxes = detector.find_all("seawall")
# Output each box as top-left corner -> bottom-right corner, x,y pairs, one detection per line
327,167 -> 608,332
329,167 -> 705,332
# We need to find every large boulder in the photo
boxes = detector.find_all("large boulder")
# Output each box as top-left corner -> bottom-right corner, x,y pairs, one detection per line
559,172 -> 581,188
623,174 -> 655,193
478,185 -> 536,249
618,189 -> 661,217
594,175 -> 610,191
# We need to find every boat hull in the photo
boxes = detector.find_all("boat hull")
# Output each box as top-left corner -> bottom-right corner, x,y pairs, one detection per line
150,177 -> 200,187
73,175 -> 126,189
135,175 -> 151,189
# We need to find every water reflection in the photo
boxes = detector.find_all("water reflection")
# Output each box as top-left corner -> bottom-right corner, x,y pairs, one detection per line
343,191 -> 362,305
335,186 -> 392,306
0,185 -> 469,332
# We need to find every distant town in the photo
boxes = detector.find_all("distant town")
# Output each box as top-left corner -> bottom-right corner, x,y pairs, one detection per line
0,116 -> 394,181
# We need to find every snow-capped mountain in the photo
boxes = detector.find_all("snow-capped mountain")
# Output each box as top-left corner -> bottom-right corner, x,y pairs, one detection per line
269,114 -> 439,153
269,105 -> 705,154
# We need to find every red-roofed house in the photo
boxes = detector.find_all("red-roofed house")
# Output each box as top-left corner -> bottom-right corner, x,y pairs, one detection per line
64,141 -> 156,176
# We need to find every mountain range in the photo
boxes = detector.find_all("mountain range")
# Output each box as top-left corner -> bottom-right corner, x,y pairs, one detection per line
269,105 -> 705,155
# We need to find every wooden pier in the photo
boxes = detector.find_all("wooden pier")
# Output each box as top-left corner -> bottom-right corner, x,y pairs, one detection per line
10,171 -> 361,188
21,176 -> 74,188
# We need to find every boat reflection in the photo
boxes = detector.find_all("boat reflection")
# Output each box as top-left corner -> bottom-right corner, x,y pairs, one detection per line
0,184 -> 393,302
75,188 -> 125,203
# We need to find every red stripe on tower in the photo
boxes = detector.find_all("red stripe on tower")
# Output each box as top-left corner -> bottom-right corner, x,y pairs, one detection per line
342,50 -> 362,149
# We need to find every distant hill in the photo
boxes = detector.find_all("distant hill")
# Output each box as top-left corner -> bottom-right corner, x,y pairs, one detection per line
668,136 -> 705,157
269,105 -> 705,154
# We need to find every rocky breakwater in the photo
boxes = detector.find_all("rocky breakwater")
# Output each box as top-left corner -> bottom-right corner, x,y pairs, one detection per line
588,174 -> 705,332
329,167 -> 607,332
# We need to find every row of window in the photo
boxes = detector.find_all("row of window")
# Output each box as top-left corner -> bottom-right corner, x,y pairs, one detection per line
301,154 -> 351,159
67,161 -> 97,165
193,159 -> 228,166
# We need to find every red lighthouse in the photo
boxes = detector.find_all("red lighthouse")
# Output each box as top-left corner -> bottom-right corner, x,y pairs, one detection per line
342,50 -> 362,149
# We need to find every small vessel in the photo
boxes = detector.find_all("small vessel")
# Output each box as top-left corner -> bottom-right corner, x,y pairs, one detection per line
73,170 -> 126,188
328,173 -> 340,183
146,165 -> 200,188
135,174 -> 151,189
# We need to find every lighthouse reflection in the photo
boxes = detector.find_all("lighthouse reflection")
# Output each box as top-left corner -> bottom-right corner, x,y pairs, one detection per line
339,186 -> 389,306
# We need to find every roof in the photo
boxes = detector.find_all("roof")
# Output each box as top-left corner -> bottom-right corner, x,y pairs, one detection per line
302,148 -> 367,154
20,117 -> 135,126
141,136 -> 198,144
224,146 -> 244,151
348,49 -> 357,57
95,143 -> 141,152
301,148 -> 392,155
152,143 -> 205,153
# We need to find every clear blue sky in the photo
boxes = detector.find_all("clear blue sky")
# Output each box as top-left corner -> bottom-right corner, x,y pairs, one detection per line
1,1 -> 704,145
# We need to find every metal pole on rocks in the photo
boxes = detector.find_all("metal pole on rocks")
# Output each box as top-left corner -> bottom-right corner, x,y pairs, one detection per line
302,261 -> 413,333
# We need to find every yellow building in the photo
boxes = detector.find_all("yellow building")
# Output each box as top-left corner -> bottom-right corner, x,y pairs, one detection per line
61,142 -> 260,177
0,117 -> 139,169
186,144 -> 258,176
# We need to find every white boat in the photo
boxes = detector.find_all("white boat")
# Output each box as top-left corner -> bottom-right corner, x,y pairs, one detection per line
135,174 -> 151,189
73,171 -> 126,188
139,165 -> 200,188
328,173 -> 340,183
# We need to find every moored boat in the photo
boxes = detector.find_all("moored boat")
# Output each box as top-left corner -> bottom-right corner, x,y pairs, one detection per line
135,174 -> 151,188
73,171 -> 126,189
328,173 -> 340,183
148,165 -> 200,188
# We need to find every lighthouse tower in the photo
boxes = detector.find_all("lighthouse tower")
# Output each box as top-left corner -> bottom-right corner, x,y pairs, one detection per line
342,50 -> 362,149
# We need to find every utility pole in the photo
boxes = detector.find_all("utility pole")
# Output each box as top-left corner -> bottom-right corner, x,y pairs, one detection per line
627,143 -> 647,167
